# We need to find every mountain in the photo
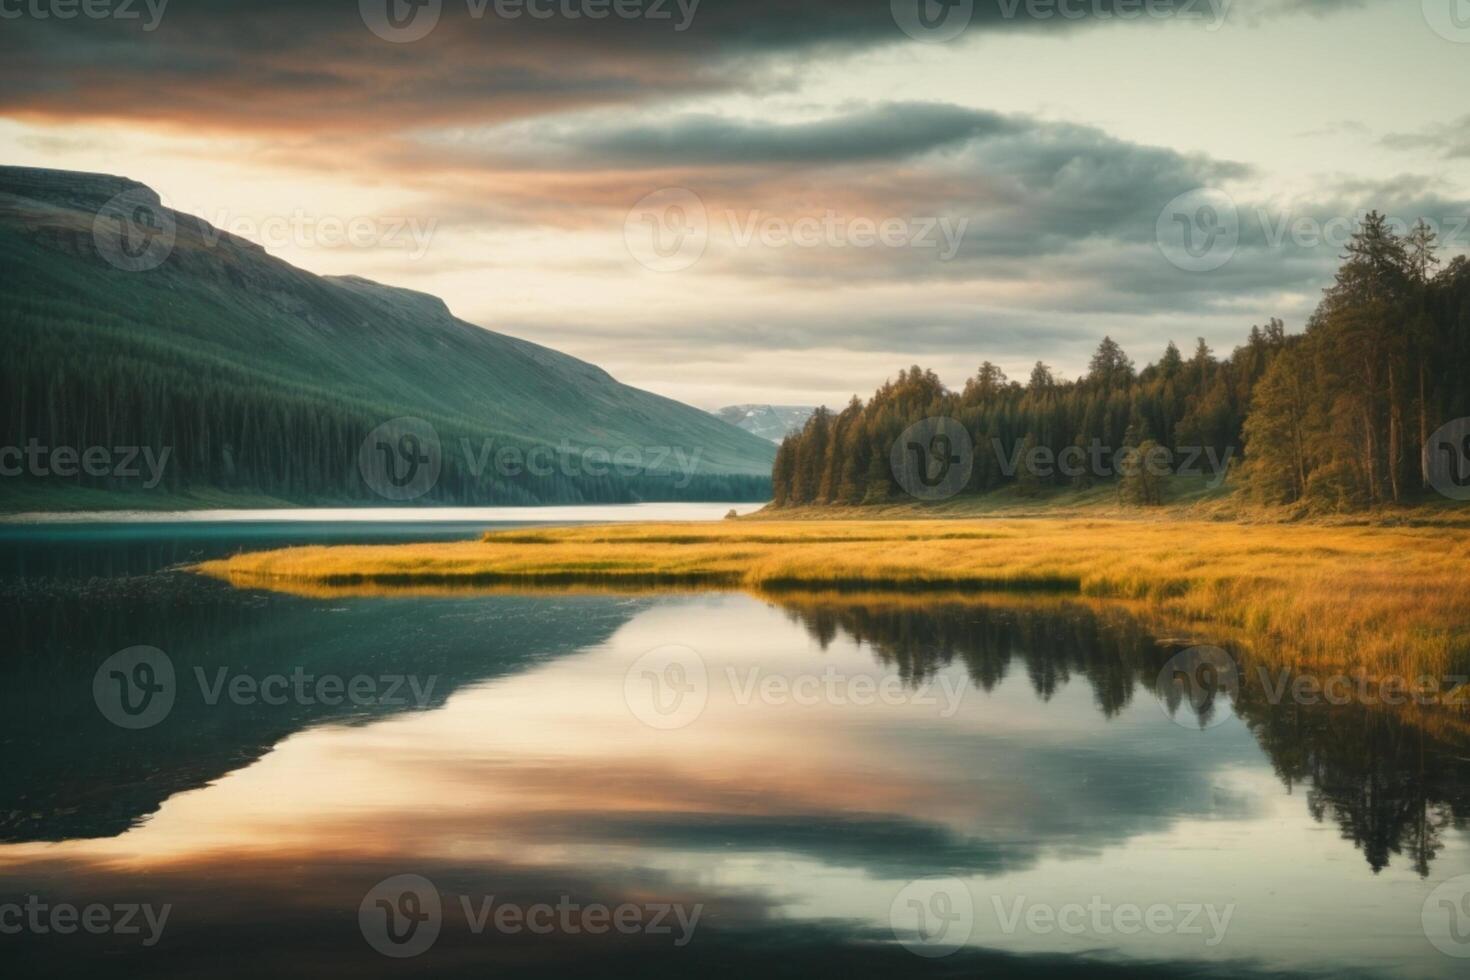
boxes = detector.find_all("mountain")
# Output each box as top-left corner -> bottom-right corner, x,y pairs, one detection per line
715,405 -> 815,443
0,167 -> 775,508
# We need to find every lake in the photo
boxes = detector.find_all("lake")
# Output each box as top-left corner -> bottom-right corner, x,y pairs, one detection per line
2,513 -> 1468,978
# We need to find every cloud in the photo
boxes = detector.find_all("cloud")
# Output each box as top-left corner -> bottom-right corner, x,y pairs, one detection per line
1232,0 -> 1385,23
0,0 -> 1433,402
1268,0 -> 1378,14
491,103 -> 1023,166
334,99 -> 1469,370
0,0 -> 1380,134
406,100 -> 1247,222
1385,115 -> 1470,161
1293,120 -> 1371,140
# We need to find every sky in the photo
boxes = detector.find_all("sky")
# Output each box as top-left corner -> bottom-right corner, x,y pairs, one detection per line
3,0 -> 1469,410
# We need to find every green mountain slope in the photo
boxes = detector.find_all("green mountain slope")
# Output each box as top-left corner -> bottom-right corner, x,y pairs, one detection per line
0,167 -> 774,508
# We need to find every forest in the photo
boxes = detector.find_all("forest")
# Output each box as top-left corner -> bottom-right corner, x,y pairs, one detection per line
2,321 -> 769,507
770,214 -> 1470,511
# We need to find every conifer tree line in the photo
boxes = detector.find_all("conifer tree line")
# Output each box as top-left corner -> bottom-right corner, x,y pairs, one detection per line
3,316 -> 769,506
771,215 -> 1470,510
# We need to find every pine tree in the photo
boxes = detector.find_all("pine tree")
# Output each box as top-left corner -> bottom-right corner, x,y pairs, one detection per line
1119,439 -> 1165,506
1015,432 -> 1044,497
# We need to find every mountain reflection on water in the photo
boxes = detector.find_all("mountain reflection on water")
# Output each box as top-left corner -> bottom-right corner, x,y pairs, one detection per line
1,522 -> 1468,979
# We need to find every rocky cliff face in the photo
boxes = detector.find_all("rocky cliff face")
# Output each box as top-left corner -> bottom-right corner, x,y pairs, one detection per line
0,166 -> 159,210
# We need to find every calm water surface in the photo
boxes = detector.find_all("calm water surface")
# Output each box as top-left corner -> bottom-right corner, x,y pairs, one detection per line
1,514 -> 1467,978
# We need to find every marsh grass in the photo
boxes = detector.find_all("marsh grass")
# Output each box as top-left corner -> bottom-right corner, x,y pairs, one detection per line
194,517 -> 1470,679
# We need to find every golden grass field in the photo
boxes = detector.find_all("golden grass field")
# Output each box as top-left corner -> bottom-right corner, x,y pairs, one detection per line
194,518 -> 1470,678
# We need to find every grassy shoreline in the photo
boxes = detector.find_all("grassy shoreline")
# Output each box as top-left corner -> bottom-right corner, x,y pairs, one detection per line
194,516 -> 1470,678
751,480 -> 1470,526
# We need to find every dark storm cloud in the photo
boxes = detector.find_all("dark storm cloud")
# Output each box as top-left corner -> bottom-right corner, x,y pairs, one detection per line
443,102 -> 1248,246
489,102 -> 1467,314
0,0 -> 1368,133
